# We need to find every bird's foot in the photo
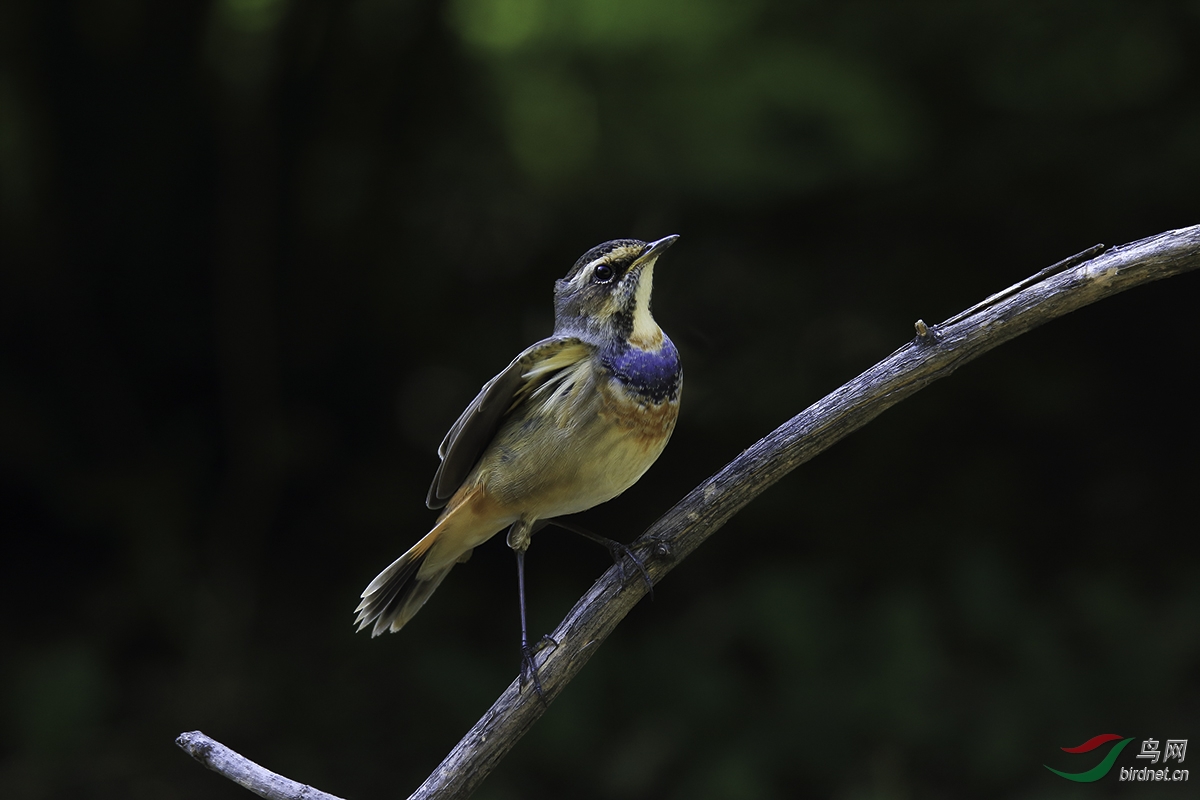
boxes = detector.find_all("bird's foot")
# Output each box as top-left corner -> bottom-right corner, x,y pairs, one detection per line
519,635 -> 558,698
604,540 -> 654,599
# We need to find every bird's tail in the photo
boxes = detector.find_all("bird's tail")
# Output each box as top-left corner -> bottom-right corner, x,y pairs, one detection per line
354,527 -> 453,637
355,486 -> 501,637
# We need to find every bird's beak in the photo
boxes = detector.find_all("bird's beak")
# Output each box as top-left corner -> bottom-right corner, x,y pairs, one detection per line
633,234 -> 680,268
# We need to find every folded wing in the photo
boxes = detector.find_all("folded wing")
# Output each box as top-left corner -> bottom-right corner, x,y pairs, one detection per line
425,336 -> 592,509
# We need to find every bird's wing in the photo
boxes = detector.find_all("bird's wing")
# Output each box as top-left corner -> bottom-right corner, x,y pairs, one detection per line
426,336 -> 592,509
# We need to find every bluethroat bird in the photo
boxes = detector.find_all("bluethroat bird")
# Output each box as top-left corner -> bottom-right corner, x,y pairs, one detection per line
355,236 -> 682,688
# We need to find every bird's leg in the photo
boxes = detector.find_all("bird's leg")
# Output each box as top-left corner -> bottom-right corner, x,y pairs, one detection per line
509,521 -> 555,697
544,516 -> 654,599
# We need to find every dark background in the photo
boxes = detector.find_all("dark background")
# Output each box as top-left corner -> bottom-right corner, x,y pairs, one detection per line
3,1 -> 1198,798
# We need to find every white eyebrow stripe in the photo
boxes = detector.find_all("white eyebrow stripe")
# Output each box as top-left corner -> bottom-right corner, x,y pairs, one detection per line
589,247 -> 640,271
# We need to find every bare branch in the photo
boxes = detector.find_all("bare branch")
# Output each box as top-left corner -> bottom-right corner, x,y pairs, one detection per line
177,224 -> 1200,800
176,731 -> 347,800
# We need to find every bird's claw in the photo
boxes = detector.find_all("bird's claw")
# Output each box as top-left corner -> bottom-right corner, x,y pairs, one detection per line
607,542 -> 654,599
519,635 -> 558,697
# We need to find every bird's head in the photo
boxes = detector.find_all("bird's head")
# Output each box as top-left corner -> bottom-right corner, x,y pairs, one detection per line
553,235 -> 679,348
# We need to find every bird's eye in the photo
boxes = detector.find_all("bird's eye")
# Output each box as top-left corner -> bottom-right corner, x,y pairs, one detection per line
592,264 -> 615,283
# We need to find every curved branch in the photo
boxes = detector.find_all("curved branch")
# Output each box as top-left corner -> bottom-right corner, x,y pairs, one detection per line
177,224 -> 1200,800
408,224 -> 1200,798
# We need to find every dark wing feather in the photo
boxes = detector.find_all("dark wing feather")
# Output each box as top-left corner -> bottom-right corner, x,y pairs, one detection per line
426,336 -> 590,509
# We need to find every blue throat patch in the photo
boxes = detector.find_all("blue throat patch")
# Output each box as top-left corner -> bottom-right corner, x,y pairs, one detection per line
605,335 -> 681,404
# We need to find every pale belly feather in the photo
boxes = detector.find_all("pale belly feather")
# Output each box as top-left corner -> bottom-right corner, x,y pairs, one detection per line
471,368 -> 679,521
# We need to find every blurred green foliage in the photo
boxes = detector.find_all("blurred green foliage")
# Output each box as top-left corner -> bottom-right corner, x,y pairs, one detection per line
2,0 -> 1199,799
448,0 -> 918,190
446,0 -> 918,192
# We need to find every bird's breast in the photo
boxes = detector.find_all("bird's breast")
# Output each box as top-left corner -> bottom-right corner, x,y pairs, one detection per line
471,336 -> 681,519
598,334 -> 682,449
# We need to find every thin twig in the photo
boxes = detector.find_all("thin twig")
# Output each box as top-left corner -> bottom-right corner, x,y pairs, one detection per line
176,730 -> 347,800
177,224 -> 1200,800
939,242 -> 1107,328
